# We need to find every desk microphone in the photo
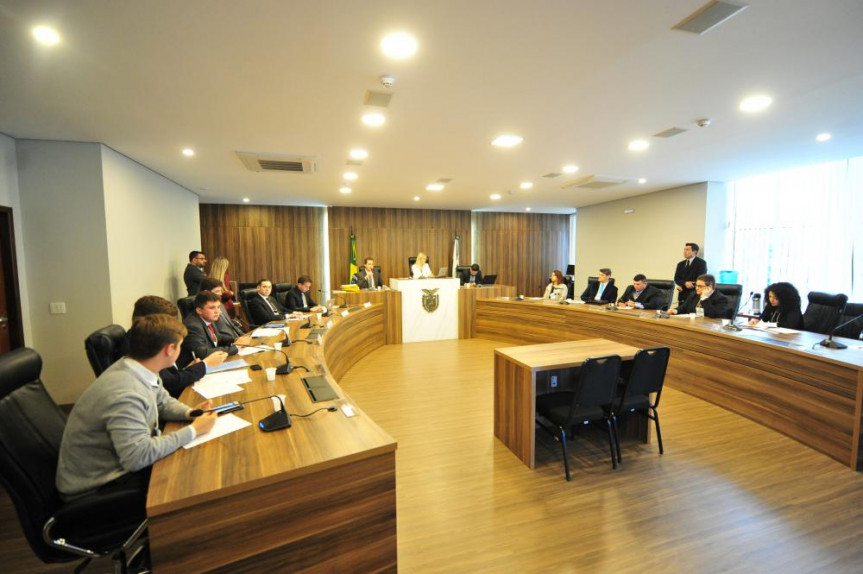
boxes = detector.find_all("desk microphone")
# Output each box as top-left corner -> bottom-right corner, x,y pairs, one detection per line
235,344 -> 293,374
723,291 -> 754,332
818,314 -> 863,350
191,395 -> 292,431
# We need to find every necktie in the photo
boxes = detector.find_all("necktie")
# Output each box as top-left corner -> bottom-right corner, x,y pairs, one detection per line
265,296 -> 277,313
207,323 -> 218,345
368,272 -> 375,289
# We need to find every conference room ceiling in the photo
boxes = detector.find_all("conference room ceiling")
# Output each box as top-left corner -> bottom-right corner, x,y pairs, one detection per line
2,0 -> 863,213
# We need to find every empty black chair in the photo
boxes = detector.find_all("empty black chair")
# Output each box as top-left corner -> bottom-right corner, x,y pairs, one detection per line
0,348 -> 148,572
803,291 -> 848,334
834,302 -> 863,340
647,279 -> 675,310
84,325 -> 128,377
614,347 -> 671,462
176,296 -> 196,318
239,287 -> 260,328
535,355 -> 622,481
715,283 -> 743,319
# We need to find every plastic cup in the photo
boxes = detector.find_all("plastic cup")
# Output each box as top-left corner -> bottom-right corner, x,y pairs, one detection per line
721,319 -> 731,327
265,367 -> 277,381
315,312 -> 322,323
273,342 -> 282,351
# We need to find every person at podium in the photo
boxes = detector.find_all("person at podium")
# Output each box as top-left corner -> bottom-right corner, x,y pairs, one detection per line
411,252 -> 434,279
354,257 -> 383,289
460,263 -> 484,287
543,270 -> 568,300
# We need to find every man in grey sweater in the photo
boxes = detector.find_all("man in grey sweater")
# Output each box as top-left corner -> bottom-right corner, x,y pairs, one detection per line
56,314 -> 217,500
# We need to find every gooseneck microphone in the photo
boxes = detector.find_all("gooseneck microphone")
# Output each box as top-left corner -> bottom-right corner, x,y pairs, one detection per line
724,291 -> 754,331
818,314 -> 863,350
235,344 -> 293,374
191,395 -> 292,431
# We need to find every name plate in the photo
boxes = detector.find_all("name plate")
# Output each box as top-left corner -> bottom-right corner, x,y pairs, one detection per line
363,301 -> 372,308
341,310 -> 350,317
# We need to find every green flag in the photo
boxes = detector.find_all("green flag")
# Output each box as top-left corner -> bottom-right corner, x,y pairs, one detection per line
349,232 -> 358,281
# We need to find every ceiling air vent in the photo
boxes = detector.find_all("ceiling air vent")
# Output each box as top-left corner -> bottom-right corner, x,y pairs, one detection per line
364,90 -> 393,108
672,1 -> 747,35
542,172 -> 562,178
562,175 -> 627,190
236,152 -> 318,174
654,127 -> 688,138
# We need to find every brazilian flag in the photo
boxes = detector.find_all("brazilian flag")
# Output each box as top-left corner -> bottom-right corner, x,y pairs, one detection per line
349,232 -> 358,282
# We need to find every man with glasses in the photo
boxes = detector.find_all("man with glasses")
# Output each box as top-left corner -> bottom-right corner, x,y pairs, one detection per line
668,273 -> 728,318
184,250 -> 208,296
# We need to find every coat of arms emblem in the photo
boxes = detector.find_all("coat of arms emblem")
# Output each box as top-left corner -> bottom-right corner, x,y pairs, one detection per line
422,288 -> 439,312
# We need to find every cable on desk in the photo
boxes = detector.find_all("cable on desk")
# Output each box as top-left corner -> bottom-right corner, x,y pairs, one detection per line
289,406 -> 338,417
291,365 -> 311,373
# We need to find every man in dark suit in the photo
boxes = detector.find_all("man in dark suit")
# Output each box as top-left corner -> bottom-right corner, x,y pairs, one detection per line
580,268 -> 619,303
669,274 -> 729,318
353,257 -> 383,290
181,291 -> 250,366
618,274 -> 667,310
285,275 -> 324,313
183,250 -> 207,296
246,278 -> 288,325
200,277 -> 245,338
459,263 -> 484,286
674,242 -> 707,304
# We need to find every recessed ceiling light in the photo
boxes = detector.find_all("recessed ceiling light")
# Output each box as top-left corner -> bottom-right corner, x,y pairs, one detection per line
362,113 -> 386,127
520,182 -> 533,190
628,140 -> 649,152
242,197 -> 250,203
426,183 -> 444,191
339,186 -> 352,194
32,25 -> 60,46
413,196 -> 420,201
349,149 -> 369,160
343,172 -> 358,180
739,94 -> 773,113
491,135 -> 523,148
182,148 -> 195,157
525,207 -> 531,212
562,165 -> 579,174
815,132 -> 832,142
381,32 -> 418,59
490,193 -> 502,200
638,178 -> 647,184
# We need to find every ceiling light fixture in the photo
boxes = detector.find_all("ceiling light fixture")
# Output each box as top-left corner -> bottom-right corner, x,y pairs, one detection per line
339,186 -> 352,194
413,196 -> 420,201
526,207 -> 532,212
815,132 -> 832,142
242,197 -> 250,203
638,178 -> 647,184
490,193 -> 502,200
182,148 -> 195,157
381,32 -> 418,59
739,94 -> 773,113
491,135 -> 523,148
343,172 -> 358,180
562,165 -> 579,174
32,25 -> 60,46
520,182 -> 533,190
426,183 -> 444,191
362,113 -> 386,127
349,149 -> 369,160
628,140 -> 649,152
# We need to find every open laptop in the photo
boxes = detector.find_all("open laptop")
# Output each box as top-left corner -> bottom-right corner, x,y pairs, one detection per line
480,274 -> 497,285
437,266 -> 449,277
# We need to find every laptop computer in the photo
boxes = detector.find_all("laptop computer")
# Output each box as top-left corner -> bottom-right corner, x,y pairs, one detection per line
437,266 -> 449,277
480,274 -> 497,285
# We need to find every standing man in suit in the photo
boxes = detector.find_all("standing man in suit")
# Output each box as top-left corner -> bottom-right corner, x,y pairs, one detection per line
460,264 -> 484,287
619,274 -> 667,310
674,242 -> 707,304
246,278 -> 288,325
181,292 -> 251,365
285,276 -> 324,313
184,251 -> 207,296
668,274 -> 729,318
354,257 -> 383,290
581,268 -> 619,303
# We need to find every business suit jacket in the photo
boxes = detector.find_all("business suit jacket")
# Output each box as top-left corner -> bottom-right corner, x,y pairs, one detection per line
160,361 -> 207,399
216,305 -> 245,338
618,284 -> 666,310
677,289 -> 729,318
246,294 -> 287,326
758,303 -> 804,329
184,263 -> 205,296
181,314 -> 238,366
459,269 -> 484,286
674,257 -> 707,302
285,286 -> 318,312
354,268 -> 383,290
581,281 -> 619,303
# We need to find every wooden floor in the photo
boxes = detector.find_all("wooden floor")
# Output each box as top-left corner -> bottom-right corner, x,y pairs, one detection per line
3,338 -> 863,572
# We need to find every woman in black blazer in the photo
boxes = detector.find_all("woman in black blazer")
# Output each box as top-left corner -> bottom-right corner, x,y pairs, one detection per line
749,282 -> 804,329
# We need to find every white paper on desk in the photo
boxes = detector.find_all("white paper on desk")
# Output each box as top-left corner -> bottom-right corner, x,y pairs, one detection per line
770,327 -> 800,334
251,327 -> 283,338
193,382 -> 242,399
182,413 -> 251,449
670,313 -> 696,318
237,346 -> 265,356
285,314 -> 309,321
200,369 -> 252,386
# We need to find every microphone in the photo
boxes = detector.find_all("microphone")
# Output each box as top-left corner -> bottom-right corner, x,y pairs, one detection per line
191,395 -> 292,431
818,313 -> 863,350
317,289 -> 345,310
723,291 -> 754,331
235,344 -> 293,374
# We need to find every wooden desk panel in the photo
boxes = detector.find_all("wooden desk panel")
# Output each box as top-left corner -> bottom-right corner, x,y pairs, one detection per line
336,289 -> 402,344
476,299 -> 863,470
458,285 -> 516,338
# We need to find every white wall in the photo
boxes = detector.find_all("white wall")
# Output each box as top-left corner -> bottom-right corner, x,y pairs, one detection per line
575,183 -> 710,289
101,146 -> 200,326
0,133 -> 32,343
17,140 -> 113,404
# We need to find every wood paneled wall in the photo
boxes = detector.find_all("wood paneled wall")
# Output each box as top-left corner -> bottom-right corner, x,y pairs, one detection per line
474,212 -> 570,297
328,207 -> 471,287
199,204 -> 325,286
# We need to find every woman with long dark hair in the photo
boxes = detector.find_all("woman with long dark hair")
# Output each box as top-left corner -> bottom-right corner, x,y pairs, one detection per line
749,282 -> 804,329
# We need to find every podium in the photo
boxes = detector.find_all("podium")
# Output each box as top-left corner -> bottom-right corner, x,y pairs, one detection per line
389,277 -> 460,343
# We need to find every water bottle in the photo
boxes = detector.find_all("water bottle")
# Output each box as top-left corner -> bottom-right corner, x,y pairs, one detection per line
752,293 -> 762,314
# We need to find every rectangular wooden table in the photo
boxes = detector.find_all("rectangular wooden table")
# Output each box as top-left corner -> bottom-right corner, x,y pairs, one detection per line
494,338 -> 640,469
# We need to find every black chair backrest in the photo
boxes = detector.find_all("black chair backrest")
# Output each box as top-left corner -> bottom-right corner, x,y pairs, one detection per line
239,287 -> 258,306
408,256 -> 430,275
237,282 -> 257,293
570,355 -> 622,410
803,291 -> 848,334
647,279 -> 675,310
834,302 -> 863,339
84,324 -> 128,377
482,274 -> 497,285
620,347 -> 670,406
274,282 -> 292,294
456,265 -> 471,277
587,276 -> 616,286
0,348 -> 70,563
716,283 -> 743,319
176,296 -> 196,318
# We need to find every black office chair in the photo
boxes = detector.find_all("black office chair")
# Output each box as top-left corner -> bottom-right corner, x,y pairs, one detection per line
0,348 -> 149,573
239,287 -> 260,328
646,279 -> 675,310
237,282 -> 257,293
84,325 -> 128,377
407,256 -> 430,276
563,275 -> 574,300
176,296 -> 196,318
802,291 -> 848,334
834,302 -> 863,340
535,355 -> 622,481
614,347 -> 671,462
715,283 -> 743,319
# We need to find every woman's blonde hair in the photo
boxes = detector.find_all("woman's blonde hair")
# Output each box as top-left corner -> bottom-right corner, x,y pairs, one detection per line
208,257 -> 230,283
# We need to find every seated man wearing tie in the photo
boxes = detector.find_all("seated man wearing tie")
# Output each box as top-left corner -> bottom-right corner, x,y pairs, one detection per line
668,273 -> 729,318
285,275 -> 324,313
618,274 -> 667,310
246,278 -> 288,325
200,277 -> 244,338
181,291 -> 251,365
353,257 -> 382,290
460,263 -> 484,286
580,268 -> 619,303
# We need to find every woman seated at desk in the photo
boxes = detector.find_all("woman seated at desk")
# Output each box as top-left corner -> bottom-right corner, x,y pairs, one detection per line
749,282 -> 804,329
411,252 -> 434,279
543,270 -> 568,300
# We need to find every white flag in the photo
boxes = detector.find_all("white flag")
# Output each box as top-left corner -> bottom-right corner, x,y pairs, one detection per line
451,234 -> 460,277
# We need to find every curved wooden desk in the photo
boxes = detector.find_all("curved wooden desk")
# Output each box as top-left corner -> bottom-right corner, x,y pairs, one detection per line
147,306 -> 396,572
476,298 -> 863,471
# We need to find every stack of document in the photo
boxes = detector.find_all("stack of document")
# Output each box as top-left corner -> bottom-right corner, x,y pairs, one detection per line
193,369 -> 252,399
182,414 -> 251,449
251,327 -> 284,338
